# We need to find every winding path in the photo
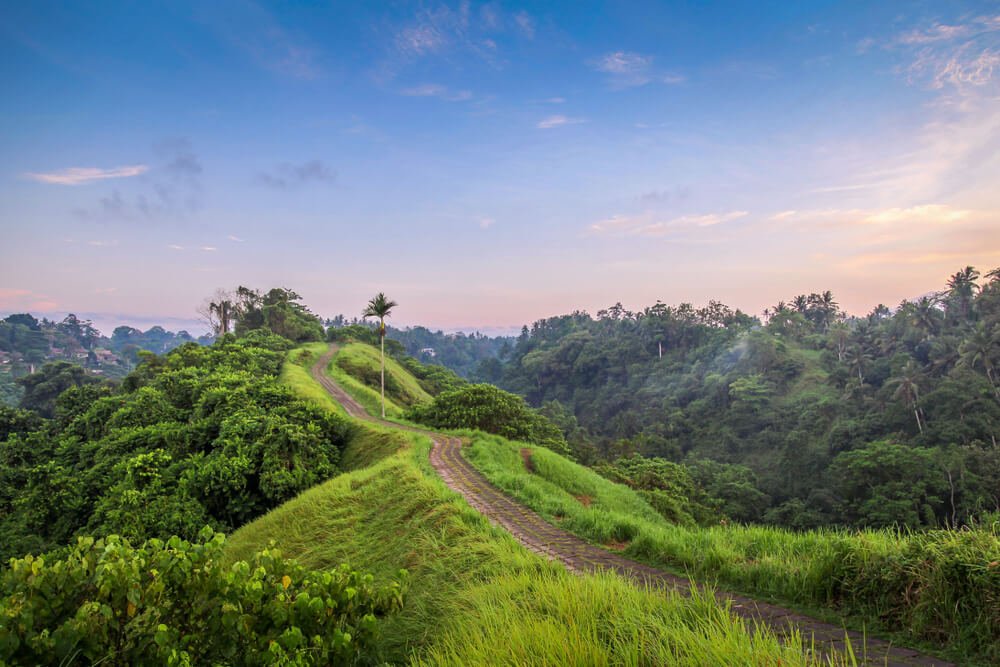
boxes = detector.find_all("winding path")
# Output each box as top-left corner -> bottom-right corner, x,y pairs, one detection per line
312,346 -> 950,667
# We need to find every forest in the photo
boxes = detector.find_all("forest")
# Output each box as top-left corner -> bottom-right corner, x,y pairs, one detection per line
481,267 -> 1000,530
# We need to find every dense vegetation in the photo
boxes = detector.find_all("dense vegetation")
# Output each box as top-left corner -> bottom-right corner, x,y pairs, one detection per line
462,433 -> 1000,664
486,267 -> 1000,530
0,332 -> 351,562
0,528 -> 403,666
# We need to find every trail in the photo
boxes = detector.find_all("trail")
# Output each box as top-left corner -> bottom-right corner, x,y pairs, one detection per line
312,345 -> 949,666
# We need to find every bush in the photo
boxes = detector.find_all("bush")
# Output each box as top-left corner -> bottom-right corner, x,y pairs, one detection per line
407,384 -> 571,456
0,528 -> 405,666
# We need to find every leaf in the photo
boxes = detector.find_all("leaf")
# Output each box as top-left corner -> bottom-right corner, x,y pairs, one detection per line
281,575 -> 291,590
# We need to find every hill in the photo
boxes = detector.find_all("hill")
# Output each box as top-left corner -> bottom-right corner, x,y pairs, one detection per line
225,348 -> 847,665
486,268 -> 1000,531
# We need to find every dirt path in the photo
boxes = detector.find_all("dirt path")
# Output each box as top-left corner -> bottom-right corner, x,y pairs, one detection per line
312,346 -> 950,666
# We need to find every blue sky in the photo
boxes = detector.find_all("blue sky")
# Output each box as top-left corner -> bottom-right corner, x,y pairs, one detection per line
2,1 -> 998,334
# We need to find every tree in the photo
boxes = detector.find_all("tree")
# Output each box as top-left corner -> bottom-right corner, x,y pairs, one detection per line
362,293 -> 398,418
945,265 -> 980,322
887,360 -> 926,434
958,322 -> 1000,400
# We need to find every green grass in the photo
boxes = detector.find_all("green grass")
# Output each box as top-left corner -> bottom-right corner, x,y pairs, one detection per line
463,434 -> 1000,665
279,343 -> 349,417
222,347 -> 855,665
329,343 -> 432,417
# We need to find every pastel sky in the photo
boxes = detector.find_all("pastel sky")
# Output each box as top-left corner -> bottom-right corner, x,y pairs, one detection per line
2,1 -> 999,335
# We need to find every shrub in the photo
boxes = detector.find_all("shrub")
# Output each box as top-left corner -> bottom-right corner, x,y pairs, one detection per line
0,528 -> 405,666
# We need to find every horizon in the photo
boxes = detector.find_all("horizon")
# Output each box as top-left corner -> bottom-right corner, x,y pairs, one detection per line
3,1 -> 999,330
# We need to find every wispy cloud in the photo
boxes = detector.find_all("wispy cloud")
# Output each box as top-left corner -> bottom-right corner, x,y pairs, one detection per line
0,288 -> 58,312
591,50 -> 685,88
87,240 -> 119,247
537,114 -> 585,129
400,83 -> 473,101
592,51 -> 653,87
200,246 -> 217,252
257,160 -> 335,189
73,138 -> 205,222
24,165 -> 148,185
167,244 -> 184,250
227,235 -> 243,242
513,11 -> 535,39
479,217 -> 495,229
589,210 -> 749,237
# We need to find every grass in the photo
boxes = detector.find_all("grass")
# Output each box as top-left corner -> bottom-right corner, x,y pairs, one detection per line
463,433 -> 1000,665
222,346 -> 855,665
329,343 -> 432,417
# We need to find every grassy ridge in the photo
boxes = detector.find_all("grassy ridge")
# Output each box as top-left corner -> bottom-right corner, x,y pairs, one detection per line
464,434 -> 1000,664
223,346 -> 848,665
327,343 -> 432,417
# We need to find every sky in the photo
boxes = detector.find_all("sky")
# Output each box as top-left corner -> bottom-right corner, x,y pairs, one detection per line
2,1 -> 999,336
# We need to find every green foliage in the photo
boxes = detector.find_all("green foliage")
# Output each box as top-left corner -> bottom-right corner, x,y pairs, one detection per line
595,456 -> 713,525
234,287 -> 325,343
16,361 -> 102,418
0,528 -> 403,666
0,334 -> 351,561
408,383 -> 571,456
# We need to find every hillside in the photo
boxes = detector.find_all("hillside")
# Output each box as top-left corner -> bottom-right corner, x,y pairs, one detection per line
487,269 -> 1000,531
225,348 -> 849,665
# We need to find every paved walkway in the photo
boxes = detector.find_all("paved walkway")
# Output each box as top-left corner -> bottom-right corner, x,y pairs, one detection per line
312,346 -> 951,666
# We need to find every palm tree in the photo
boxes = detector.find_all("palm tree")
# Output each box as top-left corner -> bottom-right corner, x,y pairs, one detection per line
362,292 -> 398,418
888,361 -> 925,433
946,265 -> 980,321
959,323 -> 1000,401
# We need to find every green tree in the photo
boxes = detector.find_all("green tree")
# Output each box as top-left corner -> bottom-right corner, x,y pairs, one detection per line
362,293 -> 398,418
17,361 -> 99,418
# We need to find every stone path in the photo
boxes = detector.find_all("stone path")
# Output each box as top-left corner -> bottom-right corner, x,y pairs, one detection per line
312,346 -> 951,666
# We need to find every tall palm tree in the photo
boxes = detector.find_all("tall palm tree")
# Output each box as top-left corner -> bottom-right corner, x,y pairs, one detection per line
888,361 -> 925,434
363,292 -> 398,418
959,323 -> 1000,401
946,265 -> 980,321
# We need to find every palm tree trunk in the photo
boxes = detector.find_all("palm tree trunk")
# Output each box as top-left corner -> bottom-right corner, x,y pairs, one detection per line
380,324 -> 386,419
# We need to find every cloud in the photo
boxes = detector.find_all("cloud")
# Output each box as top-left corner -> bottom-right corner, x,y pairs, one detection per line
87,240 -> 119,247
200,246 -> 217,252
771,210 -> 797,221
513,11 -> 535,39
167,244 -> 184,250
545,96 -> 565,104
884,15 -> 1000,90
72,138 -> 205,222
537,114 -> 585,129
227,235 -> 243,242
0,288 -> 58,312
589,210 -> 749,237
862,204 -> 971,225
257,160 -> 336,189
24,165 -> 148,185
639,186 -> 692,205
397,24 -> 447,55
592,51 -> 653,87
479,217 -> 495,229
400,83 -> 473,101
591,50 -> 685,88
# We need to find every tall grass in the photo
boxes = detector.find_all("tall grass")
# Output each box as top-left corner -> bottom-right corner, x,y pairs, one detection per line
464,434 -> 1000,664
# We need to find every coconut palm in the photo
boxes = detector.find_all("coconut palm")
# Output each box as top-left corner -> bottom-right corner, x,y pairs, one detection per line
887,361 -> 925,434
959,323 -> 1000,400
362,292 -> 398,418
